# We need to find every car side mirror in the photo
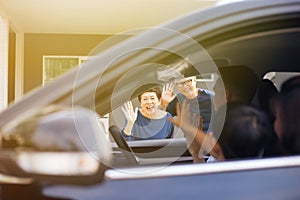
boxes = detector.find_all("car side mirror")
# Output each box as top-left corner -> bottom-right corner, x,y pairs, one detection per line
0,105 -> 112,185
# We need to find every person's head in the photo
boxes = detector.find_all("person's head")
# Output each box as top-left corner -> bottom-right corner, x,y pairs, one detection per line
217,103 -> 271,159
216,65 -> 259,106
213,76 -> 227,111
258,79 -> 279,122
174,76 -> 198,98
137,86 -> 162,114
274,75 -> 300,155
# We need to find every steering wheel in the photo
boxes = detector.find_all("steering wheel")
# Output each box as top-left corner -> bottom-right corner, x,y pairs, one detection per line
108,125 -> 140,166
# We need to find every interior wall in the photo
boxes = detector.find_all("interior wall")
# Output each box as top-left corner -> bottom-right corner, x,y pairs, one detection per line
23,33 -> 114,94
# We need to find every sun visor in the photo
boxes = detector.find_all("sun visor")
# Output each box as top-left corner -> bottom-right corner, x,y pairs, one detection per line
156,58 -> 229,81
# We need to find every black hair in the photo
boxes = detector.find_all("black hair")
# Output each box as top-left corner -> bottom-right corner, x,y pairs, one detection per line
278,75 -> 300,155
281,75 -> 300,94
217,103 -> 271,159
219,65 -> 259,104
131,84 -> 162,102
258,79 -> 279,122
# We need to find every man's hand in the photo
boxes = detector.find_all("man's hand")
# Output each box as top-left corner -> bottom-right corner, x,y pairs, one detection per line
168,100 -> 225,161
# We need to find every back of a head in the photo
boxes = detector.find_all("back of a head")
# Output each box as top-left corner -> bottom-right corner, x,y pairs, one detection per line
281,75 -> 300,95
219,65 -> 259,104
218,103 -> 271,159
258,79 -> 279,121
278,75 -> 300,155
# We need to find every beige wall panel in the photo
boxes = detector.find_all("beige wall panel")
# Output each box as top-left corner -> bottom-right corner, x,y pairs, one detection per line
24,34 -> 113,93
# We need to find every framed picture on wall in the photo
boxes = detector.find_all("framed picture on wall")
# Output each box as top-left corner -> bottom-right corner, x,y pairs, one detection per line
42,55 -> 87,85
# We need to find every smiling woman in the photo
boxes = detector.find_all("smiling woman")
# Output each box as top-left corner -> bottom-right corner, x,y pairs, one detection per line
120,85 -> 174,141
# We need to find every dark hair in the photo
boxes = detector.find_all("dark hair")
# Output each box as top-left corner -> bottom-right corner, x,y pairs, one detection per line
278,75 -> 300,155
219,65 -> 259,104
258,79 -> 279,122
132,84 -> 162,102
217,103 -> 271,159
281,75 -> 300,94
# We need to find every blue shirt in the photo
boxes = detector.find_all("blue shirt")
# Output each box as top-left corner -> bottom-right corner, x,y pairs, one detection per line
121,110 -> 174,141
166,88 -> 214,133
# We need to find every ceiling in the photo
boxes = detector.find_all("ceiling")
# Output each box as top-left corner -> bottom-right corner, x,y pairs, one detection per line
0,0 -> 219,35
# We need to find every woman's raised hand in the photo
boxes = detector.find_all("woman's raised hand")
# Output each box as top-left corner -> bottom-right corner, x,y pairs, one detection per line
121,101 -> 138,123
